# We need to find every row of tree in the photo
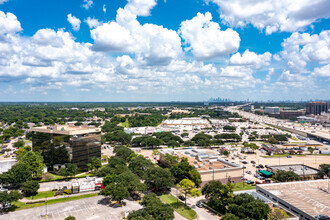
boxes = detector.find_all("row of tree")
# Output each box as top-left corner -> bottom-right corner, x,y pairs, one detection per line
202,181 -> 271,219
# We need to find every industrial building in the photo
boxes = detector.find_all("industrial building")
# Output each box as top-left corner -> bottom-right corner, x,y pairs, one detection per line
160,118 -> 212,130
31,124 -> 101,170
267,164 -> 319,180
256,180 -> 330,220
159,148 -> 243,185
265,107 -> 281,114
306,102 -> 329,115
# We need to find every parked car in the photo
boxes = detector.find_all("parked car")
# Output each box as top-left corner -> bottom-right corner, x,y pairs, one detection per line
196,201 -> 203,208
242,161 -> 248,164
287,155 -> 292,158
246,180 -> 254,184
250,161 -> 256,164
258,164 -> 264,168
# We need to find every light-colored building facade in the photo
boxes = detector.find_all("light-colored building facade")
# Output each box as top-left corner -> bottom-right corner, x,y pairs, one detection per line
159,148 -> 243,185
265,107 -> 281,114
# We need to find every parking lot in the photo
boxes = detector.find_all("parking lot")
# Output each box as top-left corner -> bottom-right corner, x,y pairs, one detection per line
0,196 -> 142,220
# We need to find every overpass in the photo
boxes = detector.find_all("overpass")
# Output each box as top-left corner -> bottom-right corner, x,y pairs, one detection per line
267,124 -> 330,142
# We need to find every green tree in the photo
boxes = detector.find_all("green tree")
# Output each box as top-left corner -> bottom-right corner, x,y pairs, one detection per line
0,190 -> 21,211
307,147 -> 315,154
170,157 -> 193,182
167,140 -> 180,148
19,151 -> 45,178
107,156 -> 126,168
128,155 -> 154,177
268,137 -> 279,144
164,154 -> 179,167
100,183 -> 130,205
117,171 -> 146,196
273,170 -> 300,182
202,181 -> 234,213
88,157 -> 102,172
140,194 -> 174,220
103,174 -> 117,187
177,179 -> 201,205
113,146 -> 134,161
188,169 -> 202,187
65,216 -> 76,220
227,193 -> 271,220
222,213 -> 240,220
128,209 -> 153,220
15,146 -> 31,160
59,164 -> 78,178
13,141 -> 25,148
267,208 -> 289,220
317,164 -> 330,178
3,163 -> 33,187
223,150 -> 230,156
21,180 -> 40,197
143,167 -> 174,193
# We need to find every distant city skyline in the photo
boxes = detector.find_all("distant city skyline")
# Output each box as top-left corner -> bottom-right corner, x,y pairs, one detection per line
0,0 -> 329,101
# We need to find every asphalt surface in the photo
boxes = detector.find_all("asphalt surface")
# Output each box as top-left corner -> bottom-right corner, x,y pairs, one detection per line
0,196 -> 142,220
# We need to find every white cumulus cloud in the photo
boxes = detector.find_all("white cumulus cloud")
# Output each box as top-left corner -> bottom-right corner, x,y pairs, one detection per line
208,0 -> 330,34
313,64 -> 330,77
0,11 -> 22,35
82,0 -> 93,10
229,50 -> 272,69
67,14 -> 81,31
280,30 -> 330,73
84,17 -> 101,29
179,12 -> 240,60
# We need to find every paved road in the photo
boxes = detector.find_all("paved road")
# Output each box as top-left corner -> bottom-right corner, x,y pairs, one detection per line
0,196 -> 142,220
171,188 -> 219,220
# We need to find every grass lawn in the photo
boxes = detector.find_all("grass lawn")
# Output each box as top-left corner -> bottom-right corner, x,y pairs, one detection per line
120,119 -> 130,128
231,181 -> 256,191
159,194 -> 197,220
40,172 -> 95,183
11,193 -> 99,211
26,191 -> 55,200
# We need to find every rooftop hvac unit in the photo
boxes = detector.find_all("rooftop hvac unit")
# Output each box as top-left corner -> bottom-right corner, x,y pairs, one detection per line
203,161 -> 207,165
209,161 -> 213,165
199,165 -> 203,168
194,165 -> 198,169
194,161 -> 197,164
209,166 -> 213,170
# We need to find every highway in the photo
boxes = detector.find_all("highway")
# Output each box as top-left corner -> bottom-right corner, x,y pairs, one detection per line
226,107 -> 330,142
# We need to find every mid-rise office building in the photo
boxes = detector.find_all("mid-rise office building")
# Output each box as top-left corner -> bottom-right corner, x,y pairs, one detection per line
242,105 -> 254,111
31,125 -> 101,170
265,107 -> 280,114
279,110 -> 305,119
306,102 -> 329,115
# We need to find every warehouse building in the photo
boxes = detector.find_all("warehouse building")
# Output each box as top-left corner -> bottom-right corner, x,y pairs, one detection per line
257,180 -> 330,220
267,164 -> 319,180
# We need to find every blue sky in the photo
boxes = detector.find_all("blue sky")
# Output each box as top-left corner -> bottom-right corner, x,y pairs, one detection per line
0,0 -> 329,102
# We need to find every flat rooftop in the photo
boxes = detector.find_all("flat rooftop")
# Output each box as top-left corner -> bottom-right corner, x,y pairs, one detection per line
31,125 -> 101,135
268,164 -> 319,176
258,180 -> 330,217
160,148 -> 241,171
161,118 -> 211,127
